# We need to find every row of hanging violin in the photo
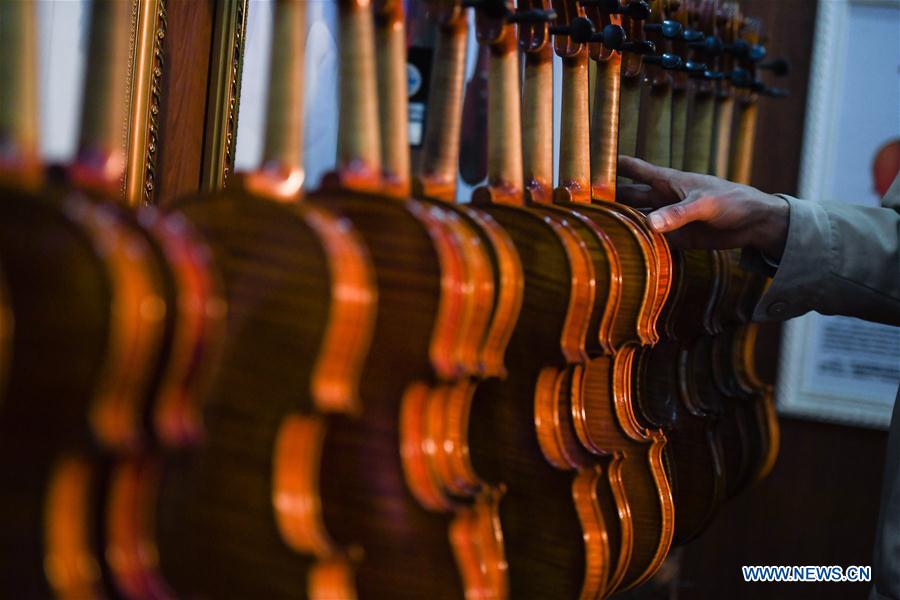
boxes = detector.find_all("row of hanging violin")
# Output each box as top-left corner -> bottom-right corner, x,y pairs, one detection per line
0,0 -> 788,598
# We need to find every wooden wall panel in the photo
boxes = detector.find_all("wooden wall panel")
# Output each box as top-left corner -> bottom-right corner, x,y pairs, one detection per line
156,0 -> 215,206
677,418 -> 887,599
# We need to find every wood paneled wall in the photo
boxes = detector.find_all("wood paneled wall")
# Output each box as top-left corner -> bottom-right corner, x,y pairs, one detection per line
156,0 -> 215,206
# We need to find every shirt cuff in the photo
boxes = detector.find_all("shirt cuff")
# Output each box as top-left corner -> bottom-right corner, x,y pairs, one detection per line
751,194 -> 835,320
740,246 -> 779,278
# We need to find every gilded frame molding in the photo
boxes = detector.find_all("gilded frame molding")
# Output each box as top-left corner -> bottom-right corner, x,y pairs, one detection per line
125,0 -> 167,206
201,0 -> 249,191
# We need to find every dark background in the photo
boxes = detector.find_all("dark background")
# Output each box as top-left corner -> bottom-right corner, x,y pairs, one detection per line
155,1 -> 890,598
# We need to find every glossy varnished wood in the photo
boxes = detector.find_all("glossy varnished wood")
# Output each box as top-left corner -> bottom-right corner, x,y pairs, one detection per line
155,188 -> 375,599
634,341 -> 725,545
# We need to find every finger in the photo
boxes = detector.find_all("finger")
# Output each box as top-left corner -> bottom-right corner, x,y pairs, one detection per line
646,195 -> 717,233
615,183 -> 656,208
618,155 -> 671,185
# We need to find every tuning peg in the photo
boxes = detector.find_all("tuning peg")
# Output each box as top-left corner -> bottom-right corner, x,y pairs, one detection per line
690,68 -> 724,80
550,16 -> 627,49
748,44 -> 767,62
600,23 -> 627,49
725,38 -> 748,57
759,57 -> 790,77
728,68 -> 782,94
728,67 -> 753,87
725,39 -> 766,62
682,28 -> 703,43
579,0 -> 651,21
688,34 -> 724,56
681,60 -> 707,74
643,19 -> 683,40
762,86 -> 790,98
622,39 -> 655,54
461,0 -> 508,19
643,52 -> 684,69
462,0 -> 556,23
508,8 -> 557,23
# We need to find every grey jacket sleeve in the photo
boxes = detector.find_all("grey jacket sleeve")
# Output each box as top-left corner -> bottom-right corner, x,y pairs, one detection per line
748,187 -> 900,326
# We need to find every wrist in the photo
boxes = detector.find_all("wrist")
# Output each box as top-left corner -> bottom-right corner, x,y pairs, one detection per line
753,193 -> 790,261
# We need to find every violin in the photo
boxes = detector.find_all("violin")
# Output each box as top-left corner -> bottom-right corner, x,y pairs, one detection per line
533,0 -> 678,592
681,0 -> 718,177
638,0 -> 679,168
722,13 -> 785,486
459,44 -> 490,186
0,3 -> 225,597
273,0 -> 499,596
711,1 -> 740,179
381,1 -> 526,596
624,0 -> 728,547
452,1 -> 618,597
151,2 -> 381,597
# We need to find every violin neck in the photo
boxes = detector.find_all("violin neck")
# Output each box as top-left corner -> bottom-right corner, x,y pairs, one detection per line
374,1 -> 411,197
589,55 -> 621,201
683,87 -> 715,175
73,0 -> 132,197
0,0 -> 39,178
711,94 -> 734,178
334,0 -> 383,192
522,44 -> 555,204
260,0 -> 306,184
670,88 -> 689,171
415,12 -> 469,202
640,74 -> 674,169
556,51 -> 591,204
618,72 -> 642,181
474,25 -> 524,206
729,99 -> 758,185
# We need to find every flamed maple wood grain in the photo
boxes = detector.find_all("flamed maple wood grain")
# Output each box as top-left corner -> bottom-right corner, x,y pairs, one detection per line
559,203 -> 653,350
539,203 -> 617,356
155,192 -> 347,599
536,5 -> 643,592
467,204 -> 599,600
307,189 -> 474,599
574,349 -> 673,592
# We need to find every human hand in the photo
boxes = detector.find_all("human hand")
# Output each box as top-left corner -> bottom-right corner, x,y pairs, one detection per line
617,156 -> 790,260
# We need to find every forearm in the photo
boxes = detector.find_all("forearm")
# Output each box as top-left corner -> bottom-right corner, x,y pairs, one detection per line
751,196 -> 900,325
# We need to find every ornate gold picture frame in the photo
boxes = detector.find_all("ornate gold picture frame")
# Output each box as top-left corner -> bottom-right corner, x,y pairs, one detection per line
126,0 -> 168,206
125,0 -> 248,205
201,0 -> 249,192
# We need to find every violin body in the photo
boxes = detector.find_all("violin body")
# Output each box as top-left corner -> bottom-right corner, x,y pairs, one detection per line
0,185 -> 186,598
154,190 -> 377,599
303,187 -> 489,599
634,340 -> 725,545
465,201 -> 605,600
634,246 -> 726,546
